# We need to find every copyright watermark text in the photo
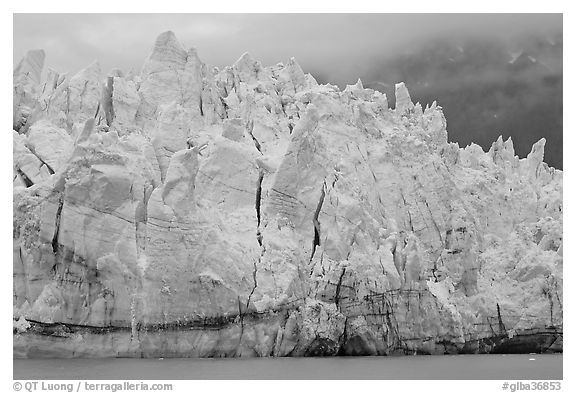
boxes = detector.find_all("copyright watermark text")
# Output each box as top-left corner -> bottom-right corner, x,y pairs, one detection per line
13,381 -> 173,392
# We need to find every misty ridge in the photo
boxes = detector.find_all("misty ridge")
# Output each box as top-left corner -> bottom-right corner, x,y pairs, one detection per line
13,14 -> 562,168
312,32 -> 563,169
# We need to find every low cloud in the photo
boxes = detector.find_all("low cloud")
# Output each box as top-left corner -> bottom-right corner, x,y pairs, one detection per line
14,14 -> 561,81
13,13 -> 562,167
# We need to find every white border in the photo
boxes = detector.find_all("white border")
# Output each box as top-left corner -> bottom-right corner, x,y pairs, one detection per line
4,3 -> 572,392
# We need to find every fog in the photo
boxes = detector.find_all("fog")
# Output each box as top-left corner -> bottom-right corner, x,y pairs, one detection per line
13,14 -> 561,81
13,13 -> 562,167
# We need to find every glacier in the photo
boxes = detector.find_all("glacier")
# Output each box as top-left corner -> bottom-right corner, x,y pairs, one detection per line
13,31 -> 562,357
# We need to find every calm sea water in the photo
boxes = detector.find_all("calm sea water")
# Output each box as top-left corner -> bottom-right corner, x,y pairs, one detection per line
14,354 -> 562,380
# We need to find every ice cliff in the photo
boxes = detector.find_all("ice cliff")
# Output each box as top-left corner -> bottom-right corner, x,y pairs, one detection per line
13,31 -> 562,357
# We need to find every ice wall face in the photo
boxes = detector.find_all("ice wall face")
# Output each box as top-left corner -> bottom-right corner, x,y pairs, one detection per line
13,31 -> 562,358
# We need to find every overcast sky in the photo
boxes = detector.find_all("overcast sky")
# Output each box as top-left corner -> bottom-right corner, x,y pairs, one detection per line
13,14 -> 561,86
13,13 -> 563,167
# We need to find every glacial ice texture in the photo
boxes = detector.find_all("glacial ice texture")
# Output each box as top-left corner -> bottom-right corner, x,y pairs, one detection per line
13,32 -> 562,358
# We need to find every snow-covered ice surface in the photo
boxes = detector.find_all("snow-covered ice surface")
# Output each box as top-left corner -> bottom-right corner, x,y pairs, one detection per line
13,31 -> 562,358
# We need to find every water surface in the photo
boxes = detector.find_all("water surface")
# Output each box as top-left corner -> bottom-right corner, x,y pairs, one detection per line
14,354 -> 562,380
